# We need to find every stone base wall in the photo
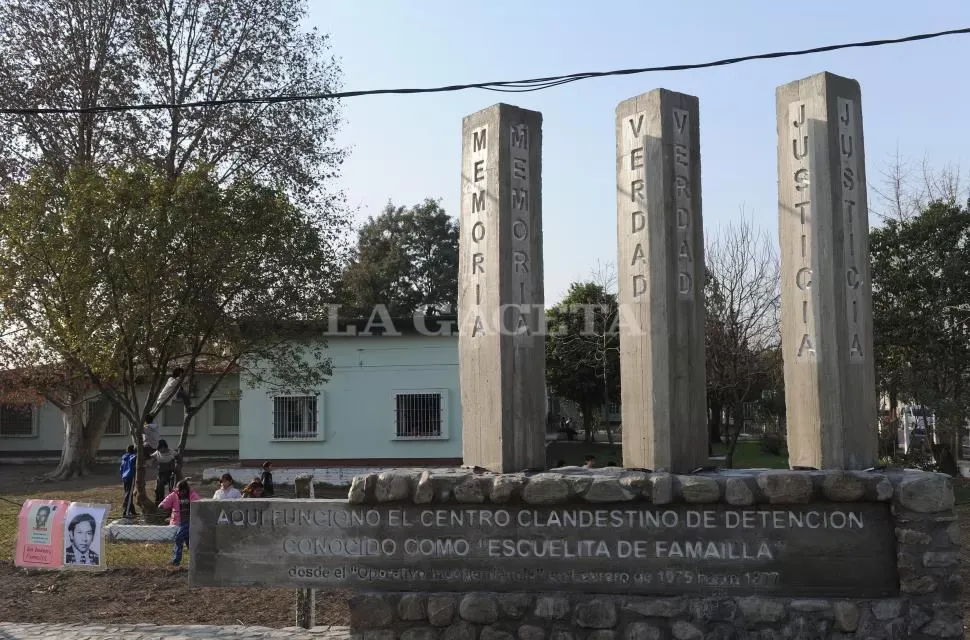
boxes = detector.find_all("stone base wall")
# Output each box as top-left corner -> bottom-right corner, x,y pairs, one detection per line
343,468 -> 963,639
348,592 -> 959,640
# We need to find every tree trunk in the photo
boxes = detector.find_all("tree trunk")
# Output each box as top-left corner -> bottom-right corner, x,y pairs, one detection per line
580,403 -> 595,443
46,401 -> 87,481
132,424 -> 158,517
708,399 -> 723,444
725,403 -> 745,469
174,405 -> 196,482
45,390 -> 111,481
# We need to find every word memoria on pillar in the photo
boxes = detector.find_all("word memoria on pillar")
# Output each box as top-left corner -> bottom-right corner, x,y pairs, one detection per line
458,103 -> 545,473
776,72 -> 877,470
615,89 -> 707,473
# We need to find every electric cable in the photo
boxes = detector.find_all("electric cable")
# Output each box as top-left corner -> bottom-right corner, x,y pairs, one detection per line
0,26 -> 966,115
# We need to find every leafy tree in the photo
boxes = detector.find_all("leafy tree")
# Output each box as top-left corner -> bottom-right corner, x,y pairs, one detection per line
871,198 -> 970,474
339,199 -> 459,317
704,215 -> 781,468
0,0 -> 345,198
545,275 -> 620,444
0,0 -> 348,482
0,164 -> 339,505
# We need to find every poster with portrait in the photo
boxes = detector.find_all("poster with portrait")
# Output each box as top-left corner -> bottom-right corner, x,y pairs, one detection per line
15,499 -> 69,569
61,503 -> 109,570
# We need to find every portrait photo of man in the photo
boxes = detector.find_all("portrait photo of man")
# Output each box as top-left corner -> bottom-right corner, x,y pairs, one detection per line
64,512 -> 100,566
28,504 -> 54,545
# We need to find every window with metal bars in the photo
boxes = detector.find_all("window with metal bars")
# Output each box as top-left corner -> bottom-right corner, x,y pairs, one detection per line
86,398 -> 124,436
0,403 -> 34,436
273,396 -> 318,439
394,393 -> 443,438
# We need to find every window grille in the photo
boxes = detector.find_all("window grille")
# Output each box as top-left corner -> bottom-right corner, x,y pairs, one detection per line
87,398 -> 124,436
0,403 -> 33,436
394,393 -> 443,438
273,396 -> 318,439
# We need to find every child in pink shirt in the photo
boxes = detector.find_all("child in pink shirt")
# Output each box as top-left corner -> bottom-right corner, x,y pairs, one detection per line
159,478 -> 201,566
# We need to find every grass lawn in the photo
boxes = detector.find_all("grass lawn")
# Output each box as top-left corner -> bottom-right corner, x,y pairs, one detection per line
546,438 -> 789,470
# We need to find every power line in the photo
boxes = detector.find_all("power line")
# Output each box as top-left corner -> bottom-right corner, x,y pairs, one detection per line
1,26 -> 968,115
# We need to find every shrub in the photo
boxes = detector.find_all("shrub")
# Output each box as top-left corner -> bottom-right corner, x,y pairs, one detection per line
760,433 -> 786,457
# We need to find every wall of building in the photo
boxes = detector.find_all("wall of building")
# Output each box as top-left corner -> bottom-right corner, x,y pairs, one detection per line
238,333 -> 461,466
0,373 -> 240,456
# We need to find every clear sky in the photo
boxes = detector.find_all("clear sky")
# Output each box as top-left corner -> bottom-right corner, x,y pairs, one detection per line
308,1 -> 970,304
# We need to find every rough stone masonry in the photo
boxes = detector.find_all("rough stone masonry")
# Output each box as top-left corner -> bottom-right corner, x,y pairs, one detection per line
776,72 -> 878,470
191,468 -> 963,639
457,103 -> 545,473
615,89 -> 707,474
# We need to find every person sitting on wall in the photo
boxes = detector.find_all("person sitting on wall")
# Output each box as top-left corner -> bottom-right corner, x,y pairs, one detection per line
213,473 -> 242,500
241,477 -> 264,498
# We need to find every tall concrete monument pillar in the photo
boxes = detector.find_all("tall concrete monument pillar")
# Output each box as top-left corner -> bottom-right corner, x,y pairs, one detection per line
458,103 -> 545,473
616,90 -> 707,473
776,72 -> 877,469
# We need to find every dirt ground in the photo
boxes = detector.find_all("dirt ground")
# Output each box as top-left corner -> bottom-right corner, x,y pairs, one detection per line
1,461 -> 969,629
0,461 -> 350,627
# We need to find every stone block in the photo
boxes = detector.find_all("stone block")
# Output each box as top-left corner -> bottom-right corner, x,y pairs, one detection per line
400,594 -> 429,621
490,475 -> 525,503
736,597 -> 786,623
444,621 -> 478,640
498,594 -> 532,619
376,471 -> 414,502
587,632 -> 615,640
517,625 -> 544,640
350,594 -> 395,629
584,477 -> 635,503
724,478 -> 755,506
414,472 -> 435,504
895,528 -> 932,544
671,621 -> 703,640
402,629 -> 438,640
678,476 -> 720,503
618,472 -> 649,495
789,600 -> 832,615
453,477 -> 486,504
428,595 -> 457,627
522,476 -> 570,504
756,472 -> 813,503
624,623 -> 662,640
623,598 -> 686,618
923,551 -> 959,568
460,594 -> 499,624
650,474 -> 673,504
832,602 -> 859,632
348,473 -> 376,504
900,575 -> 937,594
535,596 -> 570,620
573,598 -> 617,629
481,626 -> 514,640
897,473 -> 954,513
871,599 -> 903,620
821,472 -> 866,501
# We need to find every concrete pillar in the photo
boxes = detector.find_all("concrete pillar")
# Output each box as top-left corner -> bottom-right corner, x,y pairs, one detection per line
458,103 -> 545,473
615,90 -> 707,473
776,72 -> 877,469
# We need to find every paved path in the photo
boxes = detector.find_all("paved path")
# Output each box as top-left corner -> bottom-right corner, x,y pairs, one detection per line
0,622 -> 351,639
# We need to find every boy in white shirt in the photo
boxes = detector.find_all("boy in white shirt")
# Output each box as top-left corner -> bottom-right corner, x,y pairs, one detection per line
213,473 -> 242,500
